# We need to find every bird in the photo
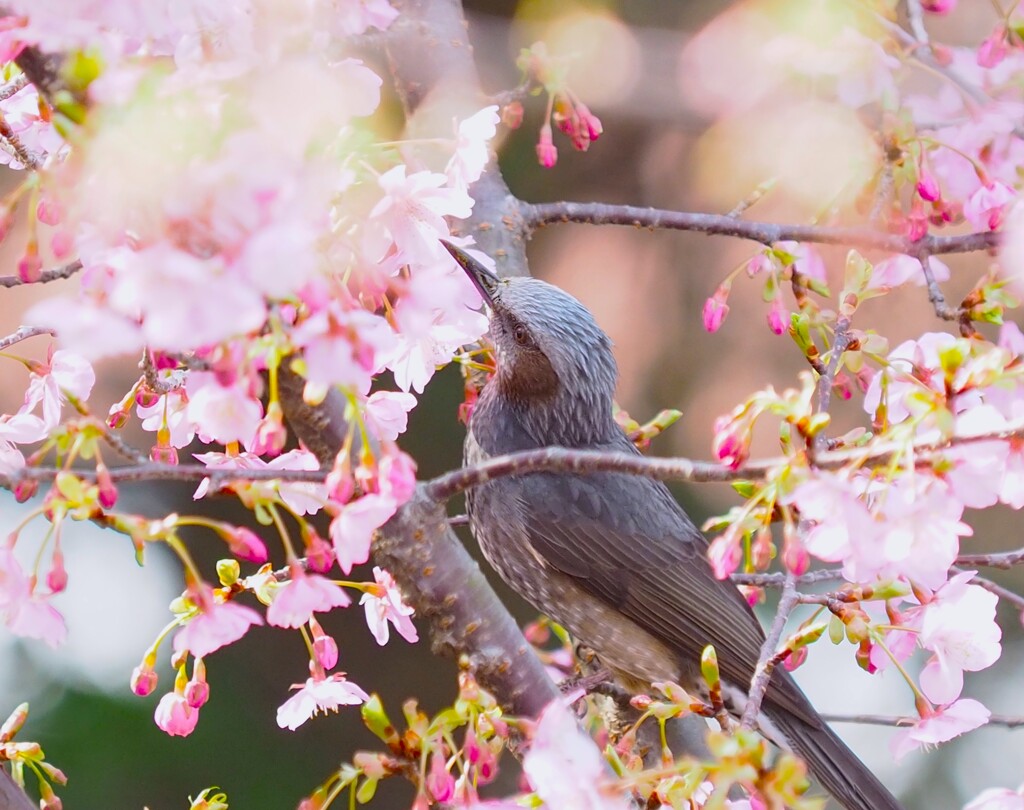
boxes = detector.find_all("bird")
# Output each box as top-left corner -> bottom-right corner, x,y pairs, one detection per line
441,240 -> 902,810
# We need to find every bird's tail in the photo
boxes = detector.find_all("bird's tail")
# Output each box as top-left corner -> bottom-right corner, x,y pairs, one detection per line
763,706 -> 903,810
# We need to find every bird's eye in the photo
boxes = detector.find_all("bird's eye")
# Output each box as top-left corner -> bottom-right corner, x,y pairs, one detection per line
512,323 -> 533,347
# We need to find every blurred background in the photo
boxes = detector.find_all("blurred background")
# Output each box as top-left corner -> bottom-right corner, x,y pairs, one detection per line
1,1 -> 1022,807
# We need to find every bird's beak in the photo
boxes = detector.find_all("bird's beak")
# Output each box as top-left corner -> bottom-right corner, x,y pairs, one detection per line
441,240 -> 499,308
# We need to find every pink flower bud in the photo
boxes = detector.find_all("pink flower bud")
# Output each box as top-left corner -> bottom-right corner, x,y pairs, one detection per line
977,26 -> 1008,69
13,478 -> 38,503
251,403 -> 287,458
766,297 -> 789,335
36,197 -> 62,226
783,646 -> 808,672
708,533 -> 742,579
226,526 -> 268,564
46,549 -> 67,593
150,442 -> 178,465
905,203 -> 928,242
313,632 -> 339,671
303,528 -> 335,573
17,251 -> 41,283
536,124 -> 557,168
702,296 -> 729,333
96,464 -> 118,509
917,166 -> 941,202
185,678 -> 210,709
131,664 -> 159,697
746,253 -> 773,277
50,229 -> 74,259
575,102 -> 603,142
426,751 -> 454,803
326,456 -> 354,505
135,389 -> 160,408
154,691 -> 198,737
922,0 -> 956,12
107,402 -> 131,429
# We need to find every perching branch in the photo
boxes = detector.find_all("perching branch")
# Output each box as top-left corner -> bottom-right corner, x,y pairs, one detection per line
523,201 -> 1001,255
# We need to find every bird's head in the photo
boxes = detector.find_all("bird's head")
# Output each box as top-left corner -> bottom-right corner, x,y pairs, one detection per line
443,241 -> 619,443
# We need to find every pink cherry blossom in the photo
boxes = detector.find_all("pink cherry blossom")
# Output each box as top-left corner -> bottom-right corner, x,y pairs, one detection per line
329,493 -> 398,574
775,241 -> 827,282
938,406 -> 1010,509
359,566 -> 418,645
890,698 -> 990,761
523,700 -> 631,810
447,105 -> 500,191
922,0 -> 956,12
276,672 -> 370,730
186,375 -> 263,446
766,296 -> 788,335
999,322 -> 1024,357
964,181 -> 1016,231
379,451 -> 417,503
917,571 -> 1002,704
328,0 -> 398,37
965,785 -> 1024,810
863,332 -> 958,424
21,350 -> 95,430
154,691 -> 199,737
173,595 -> 264,659
365,391 -> 417,441
292,307 -> 397,394
788,475 -> 875,581
869,254 -> 950,289
371,166 -> 474,265
0,548 -> 67,648
266,568 -> 351,629
0,412 -> 49,476
138,390 -> 196,449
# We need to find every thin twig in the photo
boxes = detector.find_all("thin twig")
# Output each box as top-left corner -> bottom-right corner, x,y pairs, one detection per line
731,569 -> 845,587
916,247 -> 961,322
7,422 -> 1023,494
822,712 -> 1024,729
140,349 -> 185,395
905,0 -> 931,49
951,566 -> 1024,612
813,318 -> 852,454
0,260 -> 83,288
0,74 -> 28,102
741,572 -> 799,728
0,325 -> 54,350
0,110 -> 40,170
957,546 -> 1024,569
524,201 -> 1000,255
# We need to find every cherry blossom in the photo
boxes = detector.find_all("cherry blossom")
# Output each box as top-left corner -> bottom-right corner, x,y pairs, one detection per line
137,390 -> 196,449
0,412 -> 49,476
266,567 -> 351,629
965,784 -> 1024,810
359,566 -> 418,646
154,691 -> 199,737
186,374 -> 263,447
370,165 -> 474,266
276,671 -> 370,730
172,594 -> 264,659
21,350 -> 95,430
863,332 -> 958,425
964,181 -> 1016,231
365,391 -> 417,441
0,548 -> 67,648
775,241 -> 826,282
447,105 -> 500,191
917,571 -> 1002,705
869,255 -> 950,289
890,699 -> 990,761
522,699 -> 631,810
329,493 -> 398,574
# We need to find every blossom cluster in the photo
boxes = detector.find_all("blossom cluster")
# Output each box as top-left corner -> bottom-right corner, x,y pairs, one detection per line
0,0 -> 500,746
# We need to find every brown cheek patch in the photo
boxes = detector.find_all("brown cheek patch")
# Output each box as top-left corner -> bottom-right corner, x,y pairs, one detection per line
500,350 -> 560,401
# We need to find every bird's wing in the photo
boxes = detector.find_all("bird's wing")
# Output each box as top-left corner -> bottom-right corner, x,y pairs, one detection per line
516,468 -> 822,728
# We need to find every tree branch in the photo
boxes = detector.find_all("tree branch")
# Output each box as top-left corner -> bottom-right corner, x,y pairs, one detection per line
0,260 -> 82,288
0,326 -> 54,351
822,712 -> 1024,729
523,201 -> 1000,255
740,572 -> 798,728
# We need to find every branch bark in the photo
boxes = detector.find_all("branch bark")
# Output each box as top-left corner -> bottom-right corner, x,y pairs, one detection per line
524,201 -> 1000,256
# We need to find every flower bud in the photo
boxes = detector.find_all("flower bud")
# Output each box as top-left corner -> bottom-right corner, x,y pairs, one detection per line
535,123 -> 557,168
131,664 -> 159,697
501,101 -> 524,129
